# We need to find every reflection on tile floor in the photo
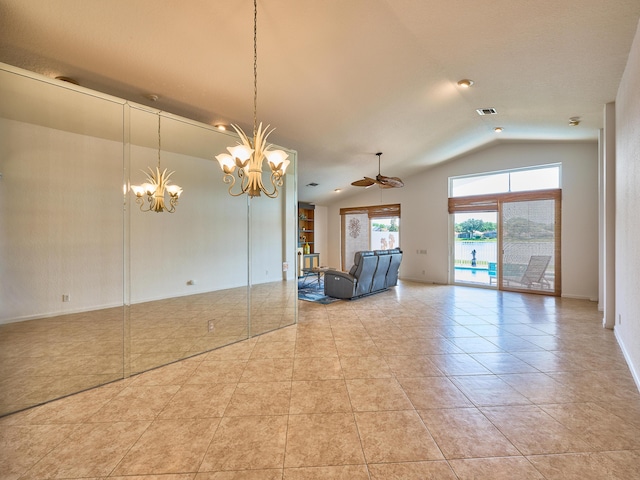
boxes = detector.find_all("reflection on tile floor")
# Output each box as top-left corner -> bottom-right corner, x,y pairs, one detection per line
0,282 -> 296,416
2,281 -> 640,479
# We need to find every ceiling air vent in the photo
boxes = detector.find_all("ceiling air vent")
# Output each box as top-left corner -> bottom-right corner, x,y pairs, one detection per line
476,108 -> 497,116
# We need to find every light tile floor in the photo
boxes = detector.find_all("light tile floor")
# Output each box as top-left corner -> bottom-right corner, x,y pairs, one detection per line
2,281 -> 640,479
0,282 -> 296,416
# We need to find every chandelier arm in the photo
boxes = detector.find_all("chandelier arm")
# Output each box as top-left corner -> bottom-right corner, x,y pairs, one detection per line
135,196 -> 150,212
259,172 -> 280,198
222,172 -> 242,197
224,170 -> 252,197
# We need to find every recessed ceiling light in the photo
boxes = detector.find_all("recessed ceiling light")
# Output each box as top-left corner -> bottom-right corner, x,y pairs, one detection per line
569,116 -> 581,126
334,189 -> 341,193
145,94 -> 159,102
306,182 -> 319,187
214,124 -> 227,131
457,79 -> 474,88
494,127 -> 504,133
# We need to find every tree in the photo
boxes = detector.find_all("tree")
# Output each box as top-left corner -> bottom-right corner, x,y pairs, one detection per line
483,221 -> 497,232
458,218 -> 485,237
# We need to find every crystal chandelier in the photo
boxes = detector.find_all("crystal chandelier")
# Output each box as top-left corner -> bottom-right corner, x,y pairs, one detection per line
131,113 -> 183,212
215,0 -> 290,198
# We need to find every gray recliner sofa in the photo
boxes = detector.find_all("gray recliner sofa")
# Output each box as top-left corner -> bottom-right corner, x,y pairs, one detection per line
324,249 -> 402,299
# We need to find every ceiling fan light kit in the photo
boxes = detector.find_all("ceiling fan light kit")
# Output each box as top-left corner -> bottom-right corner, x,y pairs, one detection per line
351,152 -> 404,189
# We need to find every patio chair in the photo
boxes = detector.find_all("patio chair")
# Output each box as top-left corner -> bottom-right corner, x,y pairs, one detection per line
503,255 -> 551,289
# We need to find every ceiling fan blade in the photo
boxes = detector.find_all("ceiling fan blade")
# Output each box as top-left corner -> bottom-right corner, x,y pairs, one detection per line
377,175 -> 404,188
351,177 -> 376,187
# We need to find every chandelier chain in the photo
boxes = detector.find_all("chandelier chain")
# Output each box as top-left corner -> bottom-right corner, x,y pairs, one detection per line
157,113 -> 161,169
253,0 -> 258,139
214,0 -> 290,198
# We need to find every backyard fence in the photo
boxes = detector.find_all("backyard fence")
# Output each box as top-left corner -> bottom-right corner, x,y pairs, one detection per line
455,241 -> 496,267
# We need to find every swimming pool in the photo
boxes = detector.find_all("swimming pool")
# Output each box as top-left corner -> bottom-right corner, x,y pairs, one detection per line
454,266 -> 491,285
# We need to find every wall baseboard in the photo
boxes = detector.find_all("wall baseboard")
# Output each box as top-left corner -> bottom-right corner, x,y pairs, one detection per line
560,293 -> 598,302
615,328 -> 640,394
399,277 -> 444,285
0,302 -> 123,325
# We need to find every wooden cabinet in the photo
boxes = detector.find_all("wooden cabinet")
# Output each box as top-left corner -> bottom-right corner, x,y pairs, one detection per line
298,203 -> 315,254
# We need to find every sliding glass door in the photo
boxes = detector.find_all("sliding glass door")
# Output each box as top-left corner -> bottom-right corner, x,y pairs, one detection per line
453,212 -> 498,286
500,196 -> 560,295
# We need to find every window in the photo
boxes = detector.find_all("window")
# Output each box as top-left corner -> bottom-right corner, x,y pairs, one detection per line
450,164 -> 560,197
340,204 -> 401,270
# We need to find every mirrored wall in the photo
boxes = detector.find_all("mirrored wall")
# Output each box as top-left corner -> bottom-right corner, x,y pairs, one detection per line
0,64 -> 298,416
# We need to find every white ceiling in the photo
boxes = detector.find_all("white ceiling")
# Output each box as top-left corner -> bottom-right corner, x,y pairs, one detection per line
1,0 -> 639,204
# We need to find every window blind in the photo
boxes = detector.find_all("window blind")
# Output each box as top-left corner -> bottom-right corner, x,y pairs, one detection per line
340,203 -> 401,218
448,189 -> 561,214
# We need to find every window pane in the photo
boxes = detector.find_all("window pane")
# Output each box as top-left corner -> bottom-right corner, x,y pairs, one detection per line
510,166 -> 560,192
371,218 -> 400,250
451,173 -> 509,197
451,165 -> 560,197
501,199 -> 556,293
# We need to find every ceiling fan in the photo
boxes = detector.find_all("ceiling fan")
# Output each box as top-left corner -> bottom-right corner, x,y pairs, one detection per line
351,152 -> 404,189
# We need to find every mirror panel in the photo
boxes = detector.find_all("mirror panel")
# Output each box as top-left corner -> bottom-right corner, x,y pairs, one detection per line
0,69 -> 126,415
128,107 -> 251,373
0,64 -> 298,417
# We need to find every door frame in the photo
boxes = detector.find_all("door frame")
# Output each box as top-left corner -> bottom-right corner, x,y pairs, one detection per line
449,189 -> 561,296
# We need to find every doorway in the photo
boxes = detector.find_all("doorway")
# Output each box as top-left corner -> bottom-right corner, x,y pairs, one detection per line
449,191 -> 561,295
453,212 -> 498,287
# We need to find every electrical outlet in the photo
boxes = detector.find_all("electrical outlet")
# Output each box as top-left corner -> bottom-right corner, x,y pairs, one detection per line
282,262 -> 289,271
62,294 -> 70,302
208,320 -> 215,333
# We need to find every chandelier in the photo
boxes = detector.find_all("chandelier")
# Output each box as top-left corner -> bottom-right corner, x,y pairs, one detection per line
131,113 -> 183,212
215,0 -> 290,198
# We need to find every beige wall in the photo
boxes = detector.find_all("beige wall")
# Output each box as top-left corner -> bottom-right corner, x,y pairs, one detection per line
313,205 -> 329,266
615,19 -> 640,387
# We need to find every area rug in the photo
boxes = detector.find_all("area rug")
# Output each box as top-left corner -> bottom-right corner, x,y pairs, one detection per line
298,279 -> 340,304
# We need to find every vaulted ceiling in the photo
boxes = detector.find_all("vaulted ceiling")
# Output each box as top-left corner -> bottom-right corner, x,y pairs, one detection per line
1,0 -> 639,204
